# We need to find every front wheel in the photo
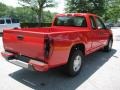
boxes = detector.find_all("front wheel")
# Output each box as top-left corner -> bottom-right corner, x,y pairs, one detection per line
65,50 -> 84,76
104,38 -> 113,52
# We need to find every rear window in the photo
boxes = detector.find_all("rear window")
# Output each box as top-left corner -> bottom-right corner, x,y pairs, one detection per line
0,19 -> 5,24
54,16 -> 87,27
12,19 -> 19,23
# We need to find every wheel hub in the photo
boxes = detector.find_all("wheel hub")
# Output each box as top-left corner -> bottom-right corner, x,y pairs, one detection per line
73,55 -> 82,72
109,40 -> 112,49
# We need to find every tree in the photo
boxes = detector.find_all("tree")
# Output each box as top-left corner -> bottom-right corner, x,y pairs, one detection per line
66,0 -> 105,16
103,0 -> 120,22
14,7 -> 37,23
18,0 -> 56,25
0,2 -> 8,17
0,2 -> 56,23
43,11 -> 57,22
66,0 -> 120,22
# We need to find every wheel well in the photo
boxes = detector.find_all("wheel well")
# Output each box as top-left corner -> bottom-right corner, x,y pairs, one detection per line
70,44 -> 85,56
110,35 -> 113,40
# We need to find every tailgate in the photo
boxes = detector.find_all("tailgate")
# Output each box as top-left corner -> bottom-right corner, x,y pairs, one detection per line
3,29 -> 47,61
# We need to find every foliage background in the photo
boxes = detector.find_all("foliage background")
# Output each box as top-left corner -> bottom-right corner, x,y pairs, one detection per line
0,2 -> 56,23
0,0 -> 120,24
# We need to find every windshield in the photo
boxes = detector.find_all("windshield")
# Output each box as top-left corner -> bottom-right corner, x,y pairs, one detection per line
54,16 -> 87,27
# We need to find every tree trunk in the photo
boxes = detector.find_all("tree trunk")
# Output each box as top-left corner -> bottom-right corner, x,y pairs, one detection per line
37,8 -> 43,27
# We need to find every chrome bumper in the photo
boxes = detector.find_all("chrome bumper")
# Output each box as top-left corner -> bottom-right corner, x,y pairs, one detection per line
1,51 -> 49,72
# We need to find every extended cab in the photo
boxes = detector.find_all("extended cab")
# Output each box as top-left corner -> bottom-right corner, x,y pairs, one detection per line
1,13 -> 113,76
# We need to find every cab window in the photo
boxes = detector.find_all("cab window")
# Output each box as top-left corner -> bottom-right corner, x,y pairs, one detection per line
54,16 -> 87,27
95,17 -> 106,29
90,16 -> 97,29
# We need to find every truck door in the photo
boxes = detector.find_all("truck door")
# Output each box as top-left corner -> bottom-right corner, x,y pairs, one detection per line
89,16 -> 101,49
95,17 -> 109,46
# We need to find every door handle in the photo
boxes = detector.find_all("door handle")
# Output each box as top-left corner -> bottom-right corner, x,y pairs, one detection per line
17,35 -> 24,40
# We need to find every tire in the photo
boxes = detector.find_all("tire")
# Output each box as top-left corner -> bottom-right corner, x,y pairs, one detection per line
65,50 -> 84,76
103,38 -> 113,52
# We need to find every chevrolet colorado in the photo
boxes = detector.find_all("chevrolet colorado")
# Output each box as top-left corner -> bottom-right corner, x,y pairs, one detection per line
1,13 -> 113,76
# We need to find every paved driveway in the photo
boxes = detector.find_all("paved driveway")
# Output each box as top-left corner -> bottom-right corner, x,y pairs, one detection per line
0,27 -> 120,90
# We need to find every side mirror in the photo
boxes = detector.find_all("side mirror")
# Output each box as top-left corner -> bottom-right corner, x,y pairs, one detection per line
106,25 -> 111,29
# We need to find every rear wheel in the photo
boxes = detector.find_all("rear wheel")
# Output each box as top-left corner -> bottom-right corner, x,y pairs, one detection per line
65,50 -> 84,76
104,38 -> 113,52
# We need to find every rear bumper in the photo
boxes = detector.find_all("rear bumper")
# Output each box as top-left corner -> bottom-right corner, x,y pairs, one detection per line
1,51 -> 49,72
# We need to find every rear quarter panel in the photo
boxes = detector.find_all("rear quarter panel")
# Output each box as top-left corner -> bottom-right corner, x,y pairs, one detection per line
47,28 -> 91,68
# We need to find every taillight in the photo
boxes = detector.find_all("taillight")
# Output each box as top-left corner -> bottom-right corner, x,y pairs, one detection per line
44,35 -> 53,58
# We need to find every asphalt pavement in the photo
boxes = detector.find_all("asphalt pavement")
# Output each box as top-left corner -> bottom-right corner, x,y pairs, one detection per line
0,27 -> 120,90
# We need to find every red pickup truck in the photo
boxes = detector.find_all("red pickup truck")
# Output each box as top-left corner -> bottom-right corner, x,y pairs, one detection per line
1,13 -> 113,76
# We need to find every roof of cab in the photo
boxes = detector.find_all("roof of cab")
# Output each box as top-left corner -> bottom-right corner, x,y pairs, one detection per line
56,13 -> 98,17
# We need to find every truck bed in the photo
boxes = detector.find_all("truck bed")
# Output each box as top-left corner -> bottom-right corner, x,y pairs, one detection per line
3,28 -> 51,61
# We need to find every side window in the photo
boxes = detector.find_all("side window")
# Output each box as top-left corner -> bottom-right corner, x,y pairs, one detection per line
90,16 -> 97,29
74,17 -> 87,27
6,19 -> 11,24
0,19 -> 5,24
96,17 -> 106,29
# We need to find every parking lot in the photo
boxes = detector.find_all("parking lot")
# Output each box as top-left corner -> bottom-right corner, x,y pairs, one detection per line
0,27 -> 120,90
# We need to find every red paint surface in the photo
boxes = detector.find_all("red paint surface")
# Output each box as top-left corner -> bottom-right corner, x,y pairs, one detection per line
2,13 -> 113,71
